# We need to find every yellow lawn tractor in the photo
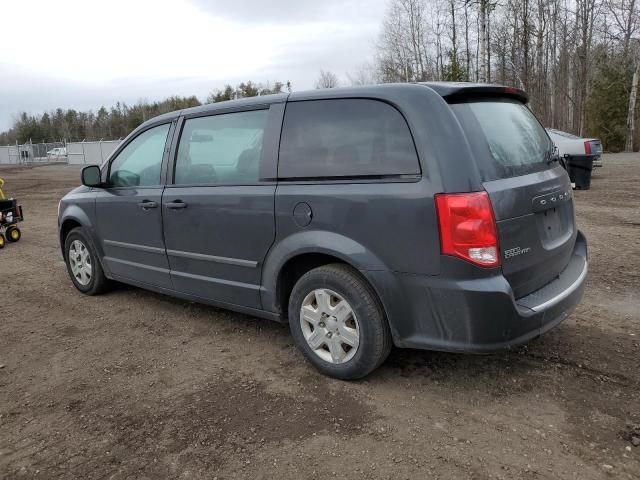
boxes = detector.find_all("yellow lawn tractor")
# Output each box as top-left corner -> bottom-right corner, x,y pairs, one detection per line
0,177 -> 24,249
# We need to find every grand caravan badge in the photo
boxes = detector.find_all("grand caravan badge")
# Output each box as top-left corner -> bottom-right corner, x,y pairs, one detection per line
504,246 -> 532,259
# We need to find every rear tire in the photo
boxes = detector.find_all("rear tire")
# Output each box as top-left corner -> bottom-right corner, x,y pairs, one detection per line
6,226 -> 20,243
0,234 -> 5,249
64,227 -> 110,295
288,264 -> 392,380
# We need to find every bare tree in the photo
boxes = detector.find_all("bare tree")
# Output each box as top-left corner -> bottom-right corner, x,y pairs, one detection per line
347,63 -> 380,85
474,0 -> 498,82
575,0 -> 600,135
315,70 -> 340,89
377,0 -> 434,81
479,0 -> 488,81
606,0 -> 639,56
369,0 -> 637,149
627,43 -> 640,151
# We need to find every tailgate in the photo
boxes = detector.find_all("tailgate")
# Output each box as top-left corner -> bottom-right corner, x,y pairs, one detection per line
450,98 -> 577,298
484,167 -> 576,298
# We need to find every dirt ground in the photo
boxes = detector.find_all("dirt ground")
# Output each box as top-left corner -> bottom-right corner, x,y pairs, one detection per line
0,155 -> 639,480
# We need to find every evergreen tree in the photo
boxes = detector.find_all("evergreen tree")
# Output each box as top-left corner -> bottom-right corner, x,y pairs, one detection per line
587,52 -> 632,152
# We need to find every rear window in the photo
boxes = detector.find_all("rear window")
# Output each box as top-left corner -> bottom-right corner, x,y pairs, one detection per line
451,100 -> 553,180
278,99 -> 420,179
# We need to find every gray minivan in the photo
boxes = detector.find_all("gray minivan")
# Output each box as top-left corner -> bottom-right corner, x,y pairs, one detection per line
58,83 -> 588,379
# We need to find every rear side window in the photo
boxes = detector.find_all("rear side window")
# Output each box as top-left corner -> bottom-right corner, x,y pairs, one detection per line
451,100 -> 553,180
174,109 -> 268,185
278,99 -> 420,179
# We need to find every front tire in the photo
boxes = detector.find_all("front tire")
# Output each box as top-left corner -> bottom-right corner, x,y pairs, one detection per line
288,264 -> 392,380
6,226 -> 21,242
64,227 -> 109,295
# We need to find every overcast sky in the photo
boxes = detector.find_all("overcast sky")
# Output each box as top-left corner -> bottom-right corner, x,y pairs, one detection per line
0,0 -> 388,132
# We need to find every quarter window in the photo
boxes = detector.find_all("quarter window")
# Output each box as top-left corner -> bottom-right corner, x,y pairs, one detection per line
174,110 -> 268,185
278,99 -> 420,179
109,123 -> 170,187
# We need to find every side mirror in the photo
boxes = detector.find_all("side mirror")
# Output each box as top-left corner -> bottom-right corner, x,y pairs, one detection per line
81,165 -> 102,187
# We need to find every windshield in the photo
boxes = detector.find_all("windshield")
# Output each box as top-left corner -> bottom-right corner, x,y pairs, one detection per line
451,100 -> 553,180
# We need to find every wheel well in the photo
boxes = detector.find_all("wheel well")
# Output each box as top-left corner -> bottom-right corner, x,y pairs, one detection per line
277,253 -> 365,320
59,219 -> 81,255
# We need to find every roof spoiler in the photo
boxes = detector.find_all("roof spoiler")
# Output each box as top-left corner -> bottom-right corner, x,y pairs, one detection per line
419,82 -> 528,104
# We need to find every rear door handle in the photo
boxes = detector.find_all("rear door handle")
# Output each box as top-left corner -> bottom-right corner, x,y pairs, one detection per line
138,200 -> 158,210
166,201 -> 187,210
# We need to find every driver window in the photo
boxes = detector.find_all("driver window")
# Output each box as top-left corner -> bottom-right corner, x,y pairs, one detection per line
109,124 -> 170,187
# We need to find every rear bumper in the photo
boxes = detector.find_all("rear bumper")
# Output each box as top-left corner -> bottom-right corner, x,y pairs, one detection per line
367,231 -> 588,352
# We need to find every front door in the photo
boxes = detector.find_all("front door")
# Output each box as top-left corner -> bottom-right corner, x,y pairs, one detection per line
95,122 -> 173,289
162,108 -> 278,309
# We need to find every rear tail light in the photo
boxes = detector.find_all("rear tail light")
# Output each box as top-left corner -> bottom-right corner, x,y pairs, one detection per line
584,141 -> 592,155
435,192 -> 500,267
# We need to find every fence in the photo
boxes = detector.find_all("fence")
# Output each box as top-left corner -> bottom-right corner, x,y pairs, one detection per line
67,140 -> 121,165
0,140 -> 121,166
0,145 -> 19,164
0,142 -> 66,165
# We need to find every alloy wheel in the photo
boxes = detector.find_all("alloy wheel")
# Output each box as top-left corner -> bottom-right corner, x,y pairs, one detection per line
299,288 -> 360,364
68,240 -> 92,286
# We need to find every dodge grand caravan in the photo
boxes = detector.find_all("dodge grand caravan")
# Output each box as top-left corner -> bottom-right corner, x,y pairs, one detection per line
58,83 -> 588,379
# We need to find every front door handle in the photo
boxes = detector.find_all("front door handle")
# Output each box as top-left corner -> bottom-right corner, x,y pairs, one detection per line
166,200 -> 187,210
138,200 -> 158,210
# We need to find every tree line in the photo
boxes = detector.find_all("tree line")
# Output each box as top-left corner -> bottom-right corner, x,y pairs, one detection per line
0,96 -> 201,146
0,81 -> 288,145
2,0 -> 638,151
319,0 -> 638,152
370,0 -> 639,152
